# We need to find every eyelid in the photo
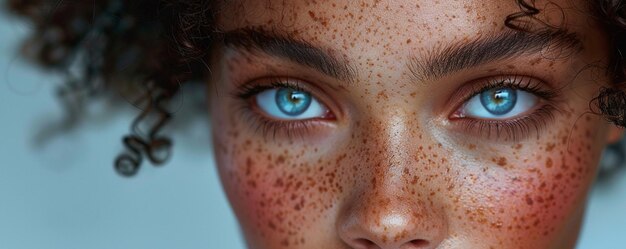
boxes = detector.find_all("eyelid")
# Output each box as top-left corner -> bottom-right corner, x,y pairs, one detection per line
454,89 -> 540,120
231,77 -> 340,140
233,76 -> 340,120
451,104 -> 558,141
444,75 -> 562,141
447,75 -> 560,118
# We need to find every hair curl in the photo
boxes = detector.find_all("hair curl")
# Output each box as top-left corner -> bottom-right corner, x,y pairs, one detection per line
6,0 -> 626,176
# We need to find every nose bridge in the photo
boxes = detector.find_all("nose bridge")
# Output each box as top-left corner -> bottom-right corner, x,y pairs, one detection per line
337,112 -> 446,249
357,109 -> 425,193
365,110 -> 417,175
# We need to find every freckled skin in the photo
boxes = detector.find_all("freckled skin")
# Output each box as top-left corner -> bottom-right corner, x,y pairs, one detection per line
208,0 -> 621,248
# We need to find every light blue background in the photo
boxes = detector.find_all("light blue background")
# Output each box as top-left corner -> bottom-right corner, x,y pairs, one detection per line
0,5 -> 625,249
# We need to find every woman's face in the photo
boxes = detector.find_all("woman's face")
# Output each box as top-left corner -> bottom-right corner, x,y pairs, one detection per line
208,0 -> 621,248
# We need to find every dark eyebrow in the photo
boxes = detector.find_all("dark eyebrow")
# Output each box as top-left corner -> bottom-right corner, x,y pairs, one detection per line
410,29 -> 584,82
217,28 -> 356,82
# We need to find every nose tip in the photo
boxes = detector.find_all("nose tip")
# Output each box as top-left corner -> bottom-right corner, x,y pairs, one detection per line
339,210 -> 443,249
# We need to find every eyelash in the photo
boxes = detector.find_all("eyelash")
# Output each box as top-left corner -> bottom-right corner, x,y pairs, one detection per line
450,75 -> 561,141
233,75 -> 561,141
456,75 -> 558,102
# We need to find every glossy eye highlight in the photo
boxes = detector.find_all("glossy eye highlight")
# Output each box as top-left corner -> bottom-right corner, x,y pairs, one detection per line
459,87 -> 539,120
255,87 -> 328,120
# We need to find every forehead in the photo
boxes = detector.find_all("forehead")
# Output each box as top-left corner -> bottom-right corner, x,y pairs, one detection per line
215,0 -> 593,63
218,0 -> 512,23
216,0 -> 589,35
217,1 -> 502,39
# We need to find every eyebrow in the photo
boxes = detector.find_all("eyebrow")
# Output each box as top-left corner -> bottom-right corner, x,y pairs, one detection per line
218,28 -> 357,82
410,29 -> 584,82
216,27 -> 583,84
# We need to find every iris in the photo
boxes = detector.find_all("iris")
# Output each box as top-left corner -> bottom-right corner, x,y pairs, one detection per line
480,88 -> 517,115
275,88 -> 313,116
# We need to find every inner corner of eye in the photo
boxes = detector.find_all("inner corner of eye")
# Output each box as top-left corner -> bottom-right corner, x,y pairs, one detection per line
446,104 -> 466,120
449,109 -> 466,120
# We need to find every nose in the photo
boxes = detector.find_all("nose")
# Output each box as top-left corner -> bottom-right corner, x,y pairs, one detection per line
337,114 -> 447,249
337,192 -> 446,249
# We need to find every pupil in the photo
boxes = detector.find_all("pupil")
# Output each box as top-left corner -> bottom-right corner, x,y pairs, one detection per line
276,88 -> 312,116
480,87 -> 517,115
492,90 -> 509,104
290,93 -> 303,104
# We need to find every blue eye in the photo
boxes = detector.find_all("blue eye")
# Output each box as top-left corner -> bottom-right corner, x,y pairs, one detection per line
275,88 -> 312,116
255,87 -> 328,120
460,87 -> 539,120
480,88 -> 517,115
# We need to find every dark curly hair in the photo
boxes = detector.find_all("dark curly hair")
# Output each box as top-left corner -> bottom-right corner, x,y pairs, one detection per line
5,0 -> 626,177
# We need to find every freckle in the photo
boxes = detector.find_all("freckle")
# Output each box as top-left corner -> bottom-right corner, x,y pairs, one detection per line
525,195 -> 534,205
247,180 -> 257,188
268,221 -> 277,230
274,178 -> 284,188
546,158 -> 553,168
539,182 -> 546,189
536,196 -> 544,203
468,144 -> 476,150
276,155 -> 285,164
245,157 -> 254,176
411,176 -> 418,185
493,157 -> 507,167
376,90 -> 389,100
529,58 -> 542,65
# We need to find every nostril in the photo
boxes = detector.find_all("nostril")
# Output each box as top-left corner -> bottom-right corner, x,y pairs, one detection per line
404,239 -> 430,248
353,238 -> 379,249
411,239 -> 429,246
409,239 -> 430,248
351,238 -> 430,249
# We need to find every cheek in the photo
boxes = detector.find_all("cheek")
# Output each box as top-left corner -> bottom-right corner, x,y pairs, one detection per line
212,130 -> 349,248
456,118 -> 606,246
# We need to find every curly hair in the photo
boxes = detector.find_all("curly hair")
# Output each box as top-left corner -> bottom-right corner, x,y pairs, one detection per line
6,0 -> 217,176
6,0 -> 626,176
